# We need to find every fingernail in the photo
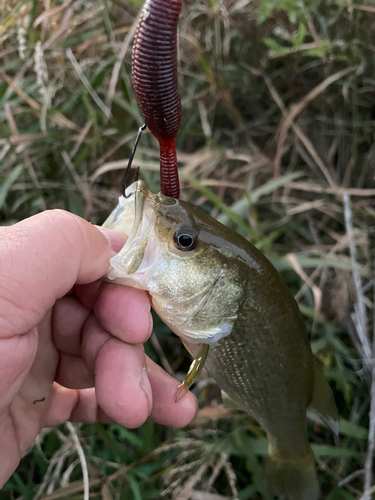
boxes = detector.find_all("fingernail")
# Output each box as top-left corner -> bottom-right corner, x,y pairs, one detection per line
145,306 -> 153,341
96,226 -> 127,252
140,367 -> 153,416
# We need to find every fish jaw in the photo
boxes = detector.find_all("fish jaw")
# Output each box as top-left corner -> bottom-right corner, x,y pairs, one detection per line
105,182 -> 166,289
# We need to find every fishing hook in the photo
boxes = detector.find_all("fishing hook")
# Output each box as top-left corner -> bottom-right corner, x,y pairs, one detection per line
122,123 -> 147,198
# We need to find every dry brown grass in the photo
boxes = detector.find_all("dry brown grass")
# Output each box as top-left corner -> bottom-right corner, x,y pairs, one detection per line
1,1 -> 375,499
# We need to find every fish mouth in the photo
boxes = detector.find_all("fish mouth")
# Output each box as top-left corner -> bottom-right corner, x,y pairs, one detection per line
106,180 -> 155,281
102,182 -> 139,236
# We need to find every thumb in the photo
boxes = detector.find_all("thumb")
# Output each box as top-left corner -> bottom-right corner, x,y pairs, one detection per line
0,209 -> 126,337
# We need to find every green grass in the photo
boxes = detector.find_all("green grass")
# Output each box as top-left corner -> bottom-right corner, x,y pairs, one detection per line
1,0 -> 375,498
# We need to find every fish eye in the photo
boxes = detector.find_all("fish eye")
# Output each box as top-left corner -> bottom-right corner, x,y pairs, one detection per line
173,227 -> 198,251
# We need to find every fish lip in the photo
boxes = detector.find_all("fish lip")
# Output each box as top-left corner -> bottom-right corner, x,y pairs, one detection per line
107,180 -> 156,280
124,180 -> 148,246
101,181 -> 144,237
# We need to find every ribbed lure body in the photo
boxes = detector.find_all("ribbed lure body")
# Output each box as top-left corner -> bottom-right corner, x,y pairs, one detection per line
132,0 -> 182,198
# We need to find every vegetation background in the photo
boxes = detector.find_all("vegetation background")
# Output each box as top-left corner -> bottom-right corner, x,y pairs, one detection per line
1,0 -> 375,498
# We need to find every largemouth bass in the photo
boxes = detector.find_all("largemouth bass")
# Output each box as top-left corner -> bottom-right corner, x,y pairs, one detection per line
103,180 -> 338,500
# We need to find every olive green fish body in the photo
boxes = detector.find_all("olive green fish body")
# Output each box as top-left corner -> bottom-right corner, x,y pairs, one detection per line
178,223 -> 315,459
103,182 -> 338,500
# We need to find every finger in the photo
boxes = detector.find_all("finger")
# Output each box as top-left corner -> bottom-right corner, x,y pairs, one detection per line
42,360 -> 198,429
0,212 -> 126,337
81,316 -> 152,428
40,384 -> 113,427
146,358 -> 197,428
94,338 -> 152,429
73,228 -> 127,310
55,353 -> 94,389
94,284 -> 152,344
74,280 -> 103,310
82,317 -> 196,428
52,296 -> 91,355
81,315 -> 111,374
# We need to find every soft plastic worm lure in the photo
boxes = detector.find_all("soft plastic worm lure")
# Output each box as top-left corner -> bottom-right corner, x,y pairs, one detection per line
132,0 -> 182,199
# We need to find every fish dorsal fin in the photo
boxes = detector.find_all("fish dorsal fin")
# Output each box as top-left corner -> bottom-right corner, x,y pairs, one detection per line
309,358 -> 339,436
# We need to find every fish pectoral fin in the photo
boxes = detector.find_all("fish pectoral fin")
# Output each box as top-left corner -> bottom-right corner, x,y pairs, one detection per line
178,322 -> 234,344
175,344 -> 209,402
309,358 -> 339,436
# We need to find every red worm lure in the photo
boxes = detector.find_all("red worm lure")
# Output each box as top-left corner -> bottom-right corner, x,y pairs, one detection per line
132,0 -> 182,199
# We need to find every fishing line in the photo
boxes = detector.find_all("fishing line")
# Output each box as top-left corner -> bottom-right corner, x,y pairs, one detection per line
122,123 -> 147,198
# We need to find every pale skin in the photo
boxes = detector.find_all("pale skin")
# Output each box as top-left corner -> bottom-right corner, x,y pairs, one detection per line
0,209 -> 197,488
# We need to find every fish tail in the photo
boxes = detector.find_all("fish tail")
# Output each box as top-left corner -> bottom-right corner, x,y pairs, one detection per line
264,446 -> 319,500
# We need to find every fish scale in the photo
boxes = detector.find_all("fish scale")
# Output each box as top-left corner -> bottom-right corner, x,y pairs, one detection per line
205,330 -> 312,457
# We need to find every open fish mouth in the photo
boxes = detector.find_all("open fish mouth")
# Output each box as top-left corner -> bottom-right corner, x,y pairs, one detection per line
104,181 -> 156,281
102,182 -> 139,236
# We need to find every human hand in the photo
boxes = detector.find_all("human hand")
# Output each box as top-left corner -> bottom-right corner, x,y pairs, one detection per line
0,209 -> 197,487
